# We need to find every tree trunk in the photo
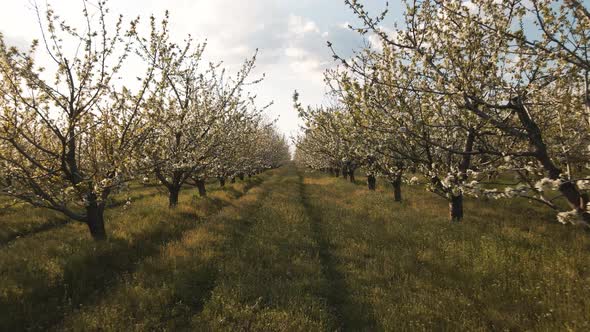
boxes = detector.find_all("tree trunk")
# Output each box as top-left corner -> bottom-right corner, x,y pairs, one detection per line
342,167 -> 348,180
392,180 -> 402,202
335,168 -> 340,177
238,173 -> 245,181
449,130 -> 474,222
169,187 -> 180,208
231,177 -> 236,184
196,179 -> 207,197
512,98 -> 590,224
86,193 -> 107,240
450,194 -> 464,222
219,177 -> 226,187
349,169 -> 355,183
584,70 -> 590,128
367,174 -> 376,191
559,181 -> 590,223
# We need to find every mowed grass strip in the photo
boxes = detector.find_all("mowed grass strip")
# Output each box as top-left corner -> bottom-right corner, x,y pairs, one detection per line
0,176 -> 266,331
54,171 -> 277,331
299,171 -> 379,331
192,164 -> 337,331
302,170 -> 590,331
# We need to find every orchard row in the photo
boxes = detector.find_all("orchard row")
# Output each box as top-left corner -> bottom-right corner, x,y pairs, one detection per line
295,0 -> 590,226
0,1 -> 290,240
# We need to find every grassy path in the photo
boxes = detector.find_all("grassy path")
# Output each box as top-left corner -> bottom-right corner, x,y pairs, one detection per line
192,164 -> 337,330
55,172 -> 274,331
298,171 -> 377,331
2,165 -> 590,331
56,164 -> 342,331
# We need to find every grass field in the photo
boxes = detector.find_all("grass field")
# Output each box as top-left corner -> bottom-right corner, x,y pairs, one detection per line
1,164 -> 589,331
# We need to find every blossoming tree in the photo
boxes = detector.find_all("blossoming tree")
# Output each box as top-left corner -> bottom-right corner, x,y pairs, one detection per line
0,0 -> 156,240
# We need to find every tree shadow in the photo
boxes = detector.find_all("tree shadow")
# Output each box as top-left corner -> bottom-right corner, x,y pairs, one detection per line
0,176 -> 268,331
297,171 -> 379,331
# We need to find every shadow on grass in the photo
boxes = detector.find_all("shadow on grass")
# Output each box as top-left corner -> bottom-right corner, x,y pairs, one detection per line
0,178 -> 264,249
0,218 -> 197,331
301,169 -> 590,331
0,218 -> 72,248
179,187 -> 272,329
57,175 -> 274,331
297,171 -> 378,331
0,191 -> 161,248
0,178 -> 267,332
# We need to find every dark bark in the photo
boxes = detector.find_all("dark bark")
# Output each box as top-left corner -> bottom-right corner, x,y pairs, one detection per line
585,70 -> 590,127
512,98 -> 590,223
447,130 -> 474,222
392,179 -> 402,202
85,193 -> 106,240
349,169 -> 356,183
367,174 -> 376,191
335,168 -> 341,177
342,167 -> 349,180
196,179 -> 207,197
459,130 -> 476,178
169,187 -> 180,208
559,181 -> 590,223
238,173 -> 245,181
450,194 -> 464,222
218,177 -> 226,187
66,126 -> 83,185
231,177 -> 236,184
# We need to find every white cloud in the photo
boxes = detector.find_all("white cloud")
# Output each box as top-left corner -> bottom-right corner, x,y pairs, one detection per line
367,26 -> 399,52
0,34 -> 29,51
0,0 -> 396,140
285,47 -> 307,58
339,21 -> 352,29
288,15 -> 321,36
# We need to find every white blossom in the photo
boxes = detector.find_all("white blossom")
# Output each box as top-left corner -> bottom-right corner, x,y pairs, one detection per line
534,178 -> 561,192
576,180 -> 590,190
556,210 -> 584,225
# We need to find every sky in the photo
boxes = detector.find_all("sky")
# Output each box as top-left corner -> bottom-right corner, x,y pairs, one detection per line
0,0 -> 401,143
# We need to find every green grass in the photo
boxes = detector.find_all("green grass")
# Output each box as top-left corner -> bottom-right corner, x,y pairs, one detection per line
1,165 -> 589,331
0,184 -> 161,245
303,170 -> 590,331
56,173 -> 275,331
192,167 -> 336,331
0,175 -> 268,331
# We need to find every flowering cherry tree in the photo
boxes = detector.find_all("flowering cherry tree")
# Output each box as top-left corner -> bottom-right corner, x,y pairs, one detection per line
134,13 -> 270,207
0,0 -> 156,240
0,1 -> 290,240
296,0 -> 590,226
